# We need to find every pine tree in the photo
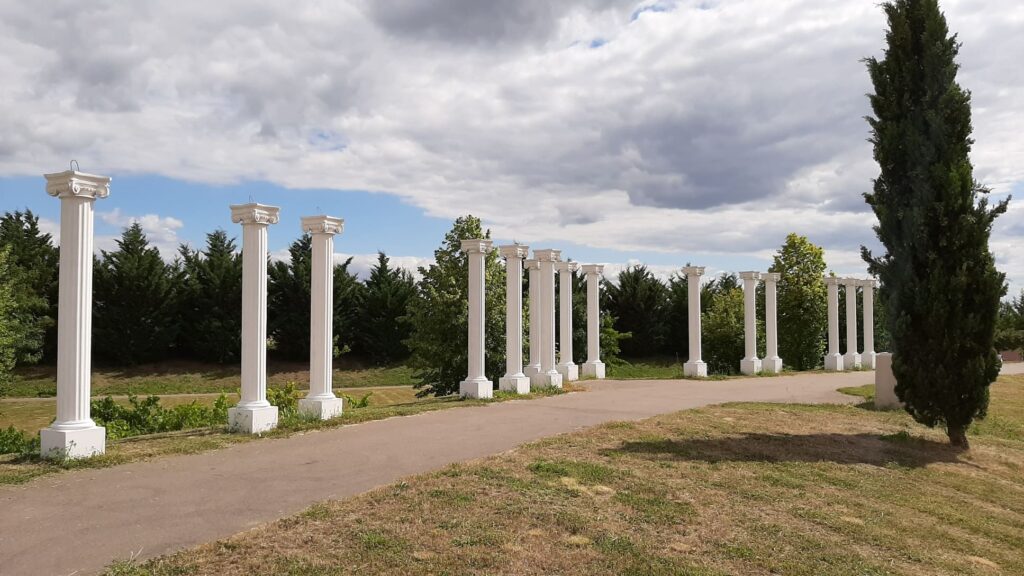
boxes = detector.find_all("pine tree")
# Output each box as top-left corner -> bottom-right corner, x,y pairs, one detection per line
178,230 -> 243,363
863,0 -> 1008,448
665,272 -> 690,361
0,210 -> 58,364
357,253 -> 416,365
603,266 -> 669,358
770,234 -> 828,370
406,216 -> 506,397
93,223 -> 181,364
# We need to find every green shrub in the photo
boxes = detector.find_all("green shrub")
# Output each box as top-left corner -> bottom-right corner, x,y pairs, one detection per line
91,394 -> 232,440
0,425 -> 38,455
267,382 -> 301,415
342,391 -> 373,409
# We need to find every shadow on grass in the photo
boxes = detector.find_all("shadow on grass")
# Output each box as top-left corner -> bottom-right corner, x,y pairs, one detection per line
604,432 -> 962,468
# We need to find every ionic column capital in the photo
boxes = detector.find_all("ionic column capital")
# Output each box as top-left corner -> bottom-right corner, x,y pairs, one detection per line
498,244 -> 530,260
533,248 -> 562,262
840,277 -> 860,287
524,259 -> 540,271
581,264 -> 604,276
762,272 -> 781,283
44,170 -> 111,200
859,278 -> 877,289
300,215 -> 344,236
824,276 -> 841,287
739,271 -> 761,281
460,239 -> 493,254
682,265 -> 705,278
555,260 -> 580,273
231,203 -> 280,226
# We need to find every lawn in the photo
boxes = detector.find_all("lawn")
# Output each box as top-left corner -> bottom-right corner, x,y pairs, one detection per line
108,375 -> 1024,575
6,360 -> 417,398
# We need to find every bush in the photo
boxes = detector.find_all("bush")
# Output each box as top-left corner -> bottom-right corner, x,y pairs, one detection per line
267,382 -> 301,415
0,425 -> 38,455
91,394 -> 231,440
342,391 -> 374,409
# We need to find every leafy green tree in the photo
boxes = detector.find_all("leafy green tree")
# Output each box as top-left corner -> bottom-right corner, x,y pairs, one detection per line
0,248 -> 26,395
177,230 -> 243,363
0,210 -> 58,363
702,282 -> 745,375
268,235 -> 363,362
995,291 -> 1024,355
93,223 -> 181,364
406,216 -> 505,396
356,253 -> 417,364
769,234 -> 827,370
603,265 -> 669,358
863,0 -> 1008,447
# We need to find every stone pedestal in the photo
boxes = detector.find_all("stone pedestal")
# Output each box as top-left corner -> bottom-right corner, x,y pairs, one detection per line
556,261 -> 580,382
524,259 -> 541,378
299,215 -> 345,420
682,266 -> 707,377
40,170 -> 111,460
861,279 -> 877,369
843,278 -> 862,369
824,277 -> 844,372
230,203 -> 280,433
460,239 -> 495,398
499,244 -> 531,394
874,353 -> 902,409
580,264 -> 605,379
762,272 -> 783,373
739,271 -> 761,375
531,249 -> 563,389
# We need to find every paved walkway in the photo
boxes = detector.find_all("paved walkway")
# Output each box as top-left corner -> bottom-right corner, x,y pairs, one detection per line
0,368 -> 1014,576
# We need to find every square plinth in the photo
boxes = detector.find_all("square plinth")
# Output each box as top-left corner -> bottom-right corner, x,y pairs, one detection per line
530,371 -> 563,389
844,352 -> 862,370
299,397 -> 343,420
40,426 -> 106,460
683,360 -> 707,378
762,357 -> 783,374
499,375 -> 531,394
740,358 -> 762,375
229,405 -> 279,434
824,354 -> 844,372
556,363 -> 579,382
460,378 -> 494,399
582,361 -> 605,379
862,352 -> 877,370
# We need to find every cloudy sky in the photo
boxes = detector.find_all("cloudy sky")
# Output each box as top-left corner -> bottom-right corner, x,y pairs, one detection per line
1,0 -> 1022,288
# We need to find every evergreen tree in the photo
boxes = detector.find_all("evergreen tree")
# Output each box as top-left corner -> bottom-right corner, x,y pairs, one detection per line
178,230 -> 243,363
0,210 -> 58,363
268,235 -> 363,362
863,0 -> 1008,447
406,216 -> 506,396
769,234 -> 828,370
665,272 -> 690,361
603,265 -> 669,358
93,223 -> 181,364
357,252 -> 417,364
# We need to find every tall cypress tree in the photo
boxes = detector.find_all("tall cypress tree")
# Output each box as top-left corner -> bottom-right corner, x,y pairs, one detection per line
863,0 -> 1008,448
356,253 -> 416,365
178,230 -> 243,363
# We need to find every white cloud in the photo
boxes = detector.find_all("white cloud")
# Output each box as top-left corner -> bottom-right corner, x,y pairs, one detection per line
98,208 -> 185,259
0,1 -> 1021,289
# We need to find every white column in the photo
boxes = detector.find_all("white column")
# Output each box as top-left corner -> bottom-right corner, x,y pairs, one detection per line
531,249 -> 563,389
523,259 -> 541,377
682,266 -> 707,377
861,279 -> 877,369
581,264 -> 605,379
460,239 -> 494,398
228,203 -> 280,433
843,278 -> 862,369
824,277 -> 844,371
40,170 -> 110,460
299,215 -> 345,419
739,271 -> 762,375
555,260 -> 580,382
762,272 -> 783,373
498,244 -> 531,393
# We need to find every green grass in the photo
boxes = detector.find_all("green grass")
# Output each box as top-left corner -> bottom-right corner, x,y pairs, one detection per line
104,375 -> 1024,576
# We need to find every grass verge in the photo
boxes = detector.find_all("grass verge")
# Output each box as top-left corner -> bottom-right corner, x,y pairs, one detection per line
107,375 -> 1024,576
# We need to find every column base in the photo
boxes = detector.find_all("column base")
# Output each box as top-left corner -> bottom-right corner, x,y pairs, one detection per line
556,362 -> 579,382
824,353 -> 844,372
460,377 -> 494,399
740,358 -> 762,375
530,370 -> 563,389
582,360 -> 605,379
229,405 -> 279,434
683,360 -> 707,378
844,352 -> 862,370
40,425 -> 106,460
862,352 -> 877,370
498,374 -> 531,394
523,363 -> 541,377
762,357 -> 783,374
298,396 -> 343,420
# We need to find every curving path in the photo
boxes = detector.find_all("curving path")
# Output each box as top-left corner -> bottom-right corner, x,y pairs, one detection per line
1,368 -> 1017,576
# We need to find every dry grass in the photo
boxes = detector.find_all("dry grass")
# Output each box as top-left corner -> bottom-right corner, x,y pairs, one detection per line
109,376 -> 1024,576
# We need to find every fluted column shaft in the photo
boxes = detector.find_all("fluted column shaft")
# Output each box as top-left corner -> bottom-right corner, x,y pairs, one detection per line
762,272 -> 782,373
459,239 -> 494,398
556,261 -> 580,381
862,279 -> 877,369
580,264 -> 605,379
824,277 -> 843,371
531,249 -> 563,388
299,216 -> 344,419
682,266 -> 707,377
843,279 -> 862,369
498,245 -> 530,393
739,271 -> 762,375
524,260 -> 541,376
